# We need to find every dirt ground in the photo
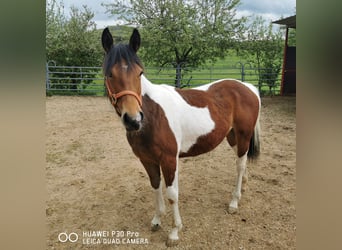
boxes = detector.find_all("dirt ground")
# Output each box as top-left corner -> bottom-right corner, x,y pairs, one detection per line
46,95 -> 296,249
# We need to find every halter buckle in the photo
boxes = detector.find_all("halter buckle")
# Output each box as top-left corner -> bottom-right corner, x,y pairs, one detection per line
109,94 -> 117,105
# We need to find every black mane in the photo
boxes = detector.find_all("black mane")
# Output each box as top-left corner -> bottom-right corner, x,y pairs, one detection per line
103,44 -> 143,77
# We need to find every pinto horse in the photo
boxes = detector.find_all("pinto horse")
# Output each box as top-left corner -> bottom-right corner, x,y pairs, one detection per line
101,28 -> 261,246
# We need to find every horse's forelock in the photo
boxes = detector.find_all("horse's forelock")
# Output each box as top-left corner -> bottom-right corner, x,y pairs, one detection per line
104,44 -> 143,76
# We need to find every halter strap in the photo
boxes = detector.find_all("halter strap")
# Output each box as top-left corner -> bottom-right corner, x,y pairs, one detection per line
105,77 -> 143,108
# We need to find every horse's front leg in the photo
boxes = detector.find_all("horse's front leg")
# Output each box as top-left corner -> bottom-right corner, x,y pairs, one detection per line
141,161 -> 165,231
161,156 -> 182,247
151,182 -> 165,231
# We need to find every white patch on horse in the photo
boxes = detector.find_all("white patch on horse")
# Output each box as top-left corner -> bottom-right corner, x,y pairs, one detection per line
165,160 -> 182,241
229,151 -> 248,213
151,183 -> 165,228
122,64 -> 128,71
193,81 -> 217,91
141,75 -> 215,153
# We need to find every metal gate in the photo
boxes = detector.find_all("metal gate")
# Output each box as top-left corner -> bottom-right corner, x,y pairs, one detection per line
46,61 -> 104,95
46,61 -> 282,96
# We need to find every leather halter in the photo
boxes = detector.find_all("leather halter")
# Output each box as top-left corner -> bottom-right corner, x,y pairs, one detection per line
105,77 -> 142,112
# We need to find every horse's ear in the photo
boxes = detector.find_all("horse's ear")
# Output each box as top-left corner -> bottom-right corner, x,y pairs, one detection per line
101,27 -> 113,53
129,28 -> 140,53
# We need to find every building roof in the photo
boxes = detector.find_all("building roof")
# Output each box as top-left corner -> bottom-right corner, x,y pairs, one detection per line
273,15 -> 296,28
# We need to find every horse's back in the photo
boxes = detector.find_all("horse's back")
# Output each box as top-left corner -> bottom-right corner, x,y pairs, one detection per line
196,79 -> 259,102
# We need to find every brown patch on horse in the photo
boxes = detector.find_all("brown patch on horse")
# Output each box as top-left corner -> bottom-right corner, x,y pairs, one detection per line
126,95 -> 178,187
107,62 -> 143,117
176,80 -> 259,158
174,88 -> 209,108
227,128 -> 236,147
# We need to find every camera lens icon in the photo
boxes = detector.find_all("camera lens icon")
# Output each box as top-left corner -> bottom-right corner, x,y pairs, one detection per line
58,232 -> 79,243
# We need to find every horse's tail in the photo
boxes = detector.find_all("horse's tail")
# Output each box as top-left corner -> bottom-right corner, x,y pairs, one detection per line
247,107 -> 261,161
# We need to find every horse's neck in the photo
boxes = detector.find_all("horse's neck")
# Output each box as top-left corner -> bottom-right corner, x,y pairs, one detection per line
141,75 -> 152,95
141,75 -> 169,96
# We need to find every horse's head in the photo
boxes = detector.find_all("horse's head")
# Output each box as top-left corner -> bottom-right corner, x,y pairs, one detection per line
102,28 -> 144,132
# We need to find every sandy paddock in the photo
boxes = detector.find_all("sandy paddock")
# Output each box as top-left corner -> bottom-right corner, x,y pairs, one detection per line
46,95 -> 295,249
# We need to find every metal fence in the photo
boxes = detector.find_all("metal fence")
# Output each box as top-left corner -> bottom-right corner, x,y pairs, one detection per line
46,61 -> 104,95
46,61 -> 282,96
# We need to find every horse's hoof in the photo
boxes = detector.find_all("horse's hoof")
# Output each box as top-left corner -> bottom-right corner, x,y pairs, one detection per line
166,238 -> 179,247
228,205 -> 238,214
151,224 -> 161,232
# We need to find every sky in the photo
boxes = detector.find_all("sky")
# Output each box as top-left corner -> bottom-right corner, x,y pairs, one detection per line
61,0 -> 296,29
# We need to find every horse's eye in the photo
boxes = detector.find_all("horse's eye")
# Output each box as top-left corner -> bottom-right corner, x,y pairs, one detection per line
139,71 -> 143,77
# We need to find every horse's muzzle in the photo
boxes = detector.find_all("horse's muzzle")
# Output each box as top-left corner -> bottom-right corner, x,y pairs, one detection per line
122,111 -> 144,131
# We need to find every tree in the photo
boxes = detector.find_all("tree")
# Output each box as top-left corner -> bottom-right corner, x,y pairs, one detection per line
46,0 -> 102,66
46,0 -> 103,92
288,28 -> 296,47
238,16 -> 283,94
103,0 -> 245,87
46,0 -> 66,62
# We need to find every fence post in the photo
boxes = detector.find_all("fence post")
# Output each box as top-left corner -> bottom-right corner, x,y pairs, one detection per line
236,62 -> 245,82
46,60 -> 56,93
257,67 -> 262,94
175,63 -> 181,88
80,67 -> 83,91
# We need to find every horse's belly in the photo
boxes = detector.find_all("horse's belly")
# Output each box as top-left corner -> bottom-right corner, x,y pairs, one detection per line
179,129 -> 227,157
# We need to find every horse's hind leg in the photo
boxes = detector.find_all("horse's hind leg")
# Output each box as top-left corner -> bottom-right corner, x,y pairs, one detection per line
228,152 -> 248,213
227,129 -> 248,189
226,129 -> 250,213
141,161 -> 165,231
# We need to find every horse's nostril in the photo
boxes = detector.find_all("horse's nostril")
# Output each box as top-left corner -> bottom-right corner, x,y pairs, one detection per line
123,113 -> 142,131
140,111 -> 144,122
123,113 -> 130,124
